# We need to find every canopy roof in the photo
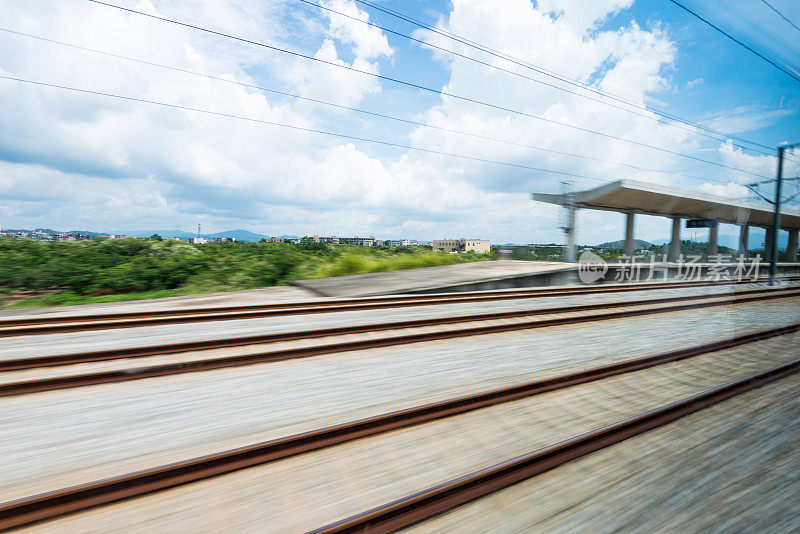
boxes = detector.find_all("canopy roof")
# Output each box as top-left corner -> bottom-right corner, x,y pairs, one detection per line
532,179 -> 800,230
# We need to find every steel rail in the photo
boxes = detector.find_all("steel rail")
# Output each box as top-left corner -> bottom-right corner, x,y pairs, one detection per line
1,289 -> 799,398
1,277 -> 794,337
310,357 -> 800,534
0,323 -> 796,532
1,285 -> 789,372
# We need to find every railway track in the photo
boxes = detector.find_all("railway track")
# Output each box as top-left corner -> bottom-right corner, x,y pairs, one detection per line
0,323 -> 796,532
2,284 -> 795,372
1,277 -> 795,337
310,359 -> 800,533
2,287 -> 799,397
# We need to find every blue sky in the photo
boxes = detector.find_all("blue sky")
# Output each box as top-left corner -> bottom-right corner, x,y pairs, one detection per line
0,0 -> 798,244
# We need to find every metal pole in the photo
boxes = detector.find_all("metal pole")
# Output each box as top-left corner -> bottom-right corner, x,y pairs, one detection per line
769,146 -> 784,285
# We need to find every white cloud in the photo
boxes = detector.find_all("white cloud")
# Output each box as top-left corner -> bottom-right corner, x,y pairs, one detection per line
321,0 -> 392,60
717,141 -> 776,183
686,77 -> 703,89
703,104 -> 795,134
0,0 -> 790,244
698,181 -> 750,198
536,0 -> 634,35
287,0 -> 393,107
409,0 -> 688,198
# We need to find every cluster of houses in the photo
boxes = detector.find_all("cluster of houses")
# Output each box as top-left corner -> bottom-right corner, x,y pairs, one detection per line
302,236 -> 431,247
0,229 -> 492,254
192,235 -> 494,252
185,237 -> 236,244
0,230 -> 130,241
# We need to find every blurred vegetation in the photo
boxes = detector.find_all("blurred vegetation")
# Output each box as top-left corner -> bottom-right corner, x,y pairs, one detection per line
0,238 -> 494,308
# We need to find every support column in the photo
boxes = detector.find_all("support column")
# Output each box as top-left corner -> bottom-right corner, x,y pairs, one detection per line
737,224 -> 749,257
668,216 -> 681,262
708,223 -> 718,257
564,207 -> 576,263
764,227 -> 775,262
788,230 -> 798,262
624,212 -> 635,257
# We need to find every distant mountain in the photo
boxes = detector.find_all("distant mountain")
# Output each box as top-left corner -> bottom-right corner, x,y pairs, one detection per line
279,234 -> 298,239
118,230 -> 197,239
4,228 -> 59,234
206,229 -> 267,242
652,234 -> 790,250
597,239 -> 653,249
115,229 -> 269,241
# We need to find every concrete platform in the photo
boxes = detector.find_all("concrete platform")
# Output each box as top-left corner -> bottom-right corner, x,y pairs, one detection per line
290,261 -> 576,297
291,260 -> 800,298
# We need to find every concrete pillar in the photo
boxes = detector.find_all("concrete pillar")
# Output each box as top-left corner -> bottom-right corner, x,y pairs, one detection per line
668,216 -> 681,262
708,223 -> 718,257
788,230 -> 799,262
737,224 -> 749,257
624,212 -> 635,257
565,207 -> 576,263
764,227 -> 775,262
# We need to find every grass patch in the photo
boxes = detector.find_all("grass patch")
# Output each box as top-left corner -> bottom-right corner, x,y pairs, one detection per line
5,289 -> 185,309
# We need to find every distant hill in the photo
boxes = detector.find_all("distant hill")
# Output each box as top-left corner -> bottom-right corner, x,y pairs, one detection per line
597,239 -> 653,249
116,229 -> 269,241
206,229 -> 267,242
4,228 -> 59,234
653,234 -> 790,249
119,230 -> 197,239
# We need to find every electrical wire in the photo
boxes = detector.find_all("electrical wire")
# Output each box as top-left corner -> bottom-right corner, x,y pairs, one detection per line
349,0 -> 800,165
352,0 -> 658,110
348,0 -> 782,154
0,26 -> 743,186
6,73 -> 786,202
293,0 -> 776,157
760,0 -> 800,36
84,0 -> 773,179
0,73 -> 640,185
667,0 -> 800,83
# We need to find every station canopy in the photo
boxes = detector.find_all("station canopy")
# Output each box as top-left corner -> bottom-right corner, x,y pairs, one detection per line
533,179 -> 800,230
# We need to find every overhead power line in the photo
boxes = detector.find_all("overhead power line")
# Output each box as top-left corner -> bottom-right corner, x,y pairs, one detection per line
4,73 -> 780,196
760,0 -> 800,36
667,0 -> 800,83
294,0 -> 776,157
84,0 -> 772,179
353,0 -> 800,164
0,73 -> 640,186
349,0 -> 780,155
352,0 -> 657,110
0,27 -> 740,186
